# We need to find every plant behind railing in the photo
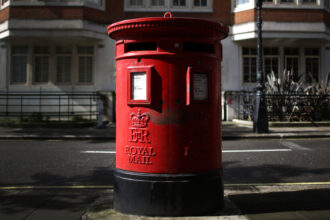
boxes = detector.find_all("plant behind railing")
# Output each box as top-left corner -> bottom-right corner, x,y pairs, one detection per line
265,70 -> 330,121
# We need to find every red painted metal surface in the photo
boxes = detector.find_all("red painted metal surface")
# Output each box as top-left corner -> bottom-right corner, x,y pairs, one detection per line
108,14 -> 228,174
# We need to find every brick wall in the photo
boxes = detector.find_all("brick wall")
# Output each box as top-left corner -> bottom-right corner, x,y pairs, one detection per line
7,6 -> 114,24
233,8 -> 330,25
0,7 -> 9,23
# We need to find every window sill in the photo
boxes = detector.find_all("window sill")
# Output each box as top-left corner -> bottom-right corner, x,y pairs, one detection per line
263,4 -> 323,10
233,2 -> 325,12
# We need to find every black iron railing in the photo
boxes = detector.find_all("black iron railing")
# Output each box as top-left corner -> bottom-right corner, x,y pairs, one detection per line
224,91 -> 330,122
0,91 -> 98,121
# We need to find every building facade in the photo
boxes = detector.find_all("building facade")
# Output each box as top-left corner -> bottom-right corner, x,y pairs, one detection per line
0,0 -> 329,118
0,0 -> 116,93
229,0 -> 330,92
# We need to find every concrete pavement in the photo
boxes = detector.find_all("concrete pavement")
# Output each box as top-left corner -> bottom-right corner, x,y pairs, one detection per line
0,121 -> 329,140
81,183 -> 330,220
1,183 -> 330,220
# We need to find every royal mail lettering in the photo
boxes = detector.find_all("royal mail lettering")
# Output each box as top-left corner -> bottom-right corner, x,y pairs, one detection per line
129,155 -> 152,165
125,146 -> 156,165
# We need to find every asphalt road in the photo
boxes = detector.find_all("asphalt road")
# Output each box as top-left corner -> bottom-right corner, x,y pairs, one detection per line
0,139 -> 330,186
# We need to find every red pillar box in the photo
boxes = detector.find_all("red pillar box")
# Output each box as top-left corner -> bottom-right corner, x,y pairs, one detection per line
108,12 -> 228,217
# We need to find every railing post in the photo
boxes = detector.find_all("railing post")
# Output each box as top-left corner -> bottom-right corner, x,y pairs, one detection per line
90,93 -> 93,121
5,91 -> 8,117
67,94 -> 70,120
59,95 -> 61,121
39,89 -> 42,115
20,95 -> 23,121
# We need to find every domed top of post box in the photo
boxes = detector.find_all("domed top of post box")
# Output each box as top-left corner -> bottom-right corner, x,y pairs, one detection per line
108,12 -> 228,41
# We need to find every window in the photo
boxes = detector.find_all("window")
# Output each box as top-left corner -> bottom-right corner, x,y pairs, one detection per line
78,46 -> 93,83
2,0 -> 9,5
243,47 -> 257,83
86,0 -> 102,6
305,48 -> 320,83
11,46 -> 28,84
173,0 -> 186,6
241,47 -> 321,84
129,0 -> 144,6
125,0 -> 212,11
284,48 -> 300,81
302,0 -> 316,3
34,46 -> 50,83
56,47 -> 72,84
264,48 -> 279,78
236,0 -> 249,6
262,0 -> 274,3
280,0 -> 295,3
194,0 -> 207,6
10,45 -> 95,86
151,0 -> 165,6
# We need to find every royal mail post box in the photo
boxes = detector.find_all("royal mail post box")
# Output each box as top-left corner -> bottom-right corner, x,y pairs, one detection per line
108,13 -> 228,216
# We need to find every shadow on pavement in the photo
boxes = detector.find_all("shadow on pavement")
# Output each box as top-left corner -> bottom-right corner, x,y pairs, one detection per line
223,161 -> 330,184
0,190 -> 100,215
0,167 -> 114,187
229,188 -> 330,214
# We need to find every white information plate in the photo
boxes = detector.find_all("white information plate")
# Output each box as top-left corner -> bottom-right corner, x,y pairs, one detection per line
131,72 -> 147,100
193,73 -> 208,101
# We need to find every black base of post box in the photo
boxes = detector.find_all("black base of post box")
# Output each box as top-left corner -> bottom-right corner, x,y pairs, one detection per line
113,168 -> 224,217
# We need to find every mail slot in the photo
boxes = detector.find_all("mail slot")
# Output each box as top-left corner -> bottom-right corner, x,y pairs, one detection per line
108,12 -> 228,216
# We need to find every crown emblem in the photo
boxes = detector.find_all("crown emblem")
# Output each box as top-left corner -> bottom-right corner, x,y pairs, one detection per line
130,109 -> 150,128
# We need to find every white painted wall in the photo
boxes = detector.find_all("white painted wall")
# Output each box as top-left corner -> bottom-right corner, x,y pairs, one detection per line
221,37 -> 242,91
94,36 -> 116,92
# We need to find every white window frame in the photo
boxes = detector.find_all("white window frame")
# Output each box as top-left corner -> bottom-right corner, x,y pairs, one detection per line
302,0 -> 317,4
242,47 -> 258,83
150,0 -> 166,8
261,0 -> 322,9
124,0 -> 213,12
193,0 -> 208,8
77,46 -> 94,85
284,55 -> 300,81
33,46 -> 50,84
172,0 -> 188,8
280,0 -> 296,4
11,46 -> 28,85
264,56 -> 280,78
232,0 -> 323,11
1,0 -> 105,10
9,44 -> 95,86
56,46 -> 73,85
304,48 -> 320,83
1,0 -> 9,9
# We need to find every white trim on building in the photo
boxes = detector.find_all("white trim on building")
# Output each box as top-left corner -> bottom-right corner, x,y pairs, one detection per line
0,19 -> 107,41
232,22 -> 329,41
231,0 -> 328,11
